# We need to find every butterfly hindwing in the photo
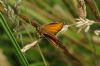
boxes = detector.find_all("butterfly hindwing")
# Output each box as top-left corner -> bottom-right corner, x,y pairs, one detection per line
38,22 -> 64,47
43,33 -> 60,47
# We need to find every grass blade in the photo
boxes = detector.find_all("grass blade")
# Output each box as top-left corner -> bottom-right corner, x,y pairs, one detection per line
0,12 -> 29,66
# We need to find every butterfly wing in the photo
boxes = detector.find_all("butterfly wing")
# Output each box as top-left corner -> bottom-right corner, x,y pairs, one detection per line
43,33 -> 60,47
43,32 -> 67,52
40,22 -> 64,35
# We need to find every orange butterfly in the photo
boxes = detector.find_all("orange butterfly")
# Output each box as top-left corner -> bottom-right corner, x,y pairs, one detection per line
38,22 -> 64,46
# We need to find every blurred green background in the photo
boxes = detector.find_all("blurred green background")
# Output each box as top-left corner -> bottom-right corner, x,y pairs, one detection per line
0,0 -> 100,66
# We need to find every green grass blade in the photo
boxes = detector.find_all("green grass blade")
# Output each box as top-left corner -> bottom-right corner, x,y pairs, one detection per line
0,12 -> 29,66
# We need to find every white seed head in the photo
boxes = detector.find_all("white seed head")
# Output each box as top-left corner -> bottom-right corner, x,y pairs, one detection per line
76,18 -> 95,33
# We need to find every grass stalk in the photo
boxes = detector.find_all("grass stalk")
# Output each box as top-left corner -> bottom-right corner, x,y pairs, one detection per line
0,12 -> 29,66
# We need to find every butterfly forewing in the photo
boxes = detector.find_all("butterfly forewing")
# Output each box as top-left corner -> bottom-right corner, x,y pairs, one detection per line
40,22 -> 64,35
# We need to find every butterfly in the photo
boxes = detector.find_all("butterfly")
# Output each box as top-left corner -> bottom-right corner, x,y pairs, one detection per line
37,22 -> 64,47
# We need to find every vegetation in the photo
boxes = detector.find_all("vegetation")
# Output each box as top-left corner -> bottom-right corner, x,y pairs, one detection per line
0,0 -> 100,66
